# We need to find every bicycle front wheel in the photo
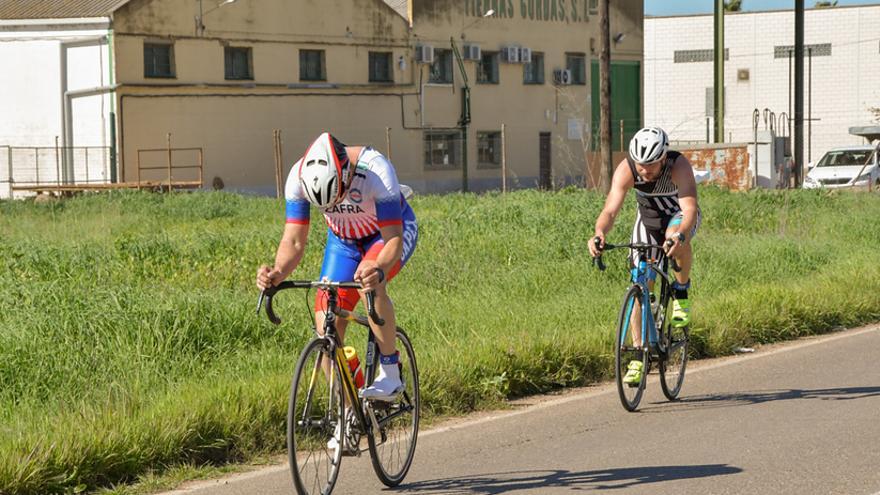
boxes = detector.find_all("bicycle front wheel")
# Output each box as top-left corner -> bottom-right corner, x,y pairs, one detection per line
660,320 -> 689,401
366,328 -> 420,487
288,338 -> 345,495
615,285 -> 648,412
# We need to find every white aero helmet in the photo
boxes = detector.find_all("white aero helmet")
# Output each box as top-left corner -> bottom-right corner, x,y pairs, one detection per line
629,127 -> 669,164
298,132 -> 351,209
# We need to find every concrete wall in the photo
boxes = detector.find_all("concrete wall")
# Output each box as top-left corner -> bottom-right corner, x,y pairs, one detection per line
645,5 -> 880,167
112,0 -> 644,193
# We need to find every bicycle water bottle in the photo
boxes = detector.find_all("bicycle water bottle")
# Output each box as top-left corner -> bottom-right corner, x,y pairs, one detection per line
343,346 -> 365,389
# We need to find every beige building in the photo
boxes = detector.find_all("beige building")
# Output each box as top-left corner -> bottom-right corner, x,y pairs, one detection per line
0,0 -> 644,195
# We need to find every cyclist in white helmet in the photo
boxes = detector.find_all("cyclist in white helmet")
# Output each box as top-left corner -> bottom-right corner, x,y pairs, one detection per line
588,126 -> 702,386
257,132 -> 418,402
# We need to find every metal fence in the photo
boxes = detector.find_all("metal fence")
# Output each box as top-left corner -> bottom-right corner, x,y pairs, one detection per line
1,145 -> 113,198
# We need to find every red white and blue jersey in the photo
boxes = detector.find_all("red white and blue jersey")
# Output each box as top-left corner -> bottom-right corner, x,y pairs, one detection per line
285,147 -> 407,240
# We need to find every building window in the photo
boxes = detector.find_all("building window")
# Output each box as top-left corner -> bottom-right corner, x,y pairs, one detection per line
523,52 -> 544,84
477,131 -> 502,168
369,51 -> 393,82
566,53 -> 586,85
299,49 -> 326,81
144,42 -> 174,78
225,46 -> 253,80
429,49 -> 454,84
674,49 -> 729,63
477,51 -> 499,84
424,131 -> 460,168
774,43 -> 832,58
589,0 -> 598,14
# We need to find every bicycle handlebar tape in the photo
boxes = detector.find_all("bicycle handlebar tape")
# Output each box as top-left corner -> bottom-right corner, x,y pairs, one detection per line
365,291 -> 386,326
592,237 -> 607,271
264,292 -> 282,325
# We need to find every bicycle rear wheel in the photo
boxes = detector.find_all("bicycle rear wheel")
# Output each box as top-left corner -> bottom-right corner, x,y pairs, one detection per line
660,319 -> 689,401
366,328 -> 420,487
288,338 -> 345,495
615,285 -> 648,412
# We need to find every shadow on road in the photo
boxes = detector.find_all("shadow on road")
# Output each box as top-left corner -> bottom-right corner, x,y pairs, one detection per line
643,386 -> 880,413
397,464 -> 742,494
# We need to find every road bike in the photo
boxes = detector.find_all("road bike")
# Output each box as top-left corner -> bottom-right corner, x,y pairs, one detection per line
593,239 -> 689,411
258,280 -> 419,494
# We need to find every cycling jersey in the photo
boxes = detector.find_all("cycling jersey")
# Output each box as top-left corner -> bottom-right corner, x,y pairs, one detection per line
284,147 -> 418,312
285,147 -> 408,240
627,150 -> 682,231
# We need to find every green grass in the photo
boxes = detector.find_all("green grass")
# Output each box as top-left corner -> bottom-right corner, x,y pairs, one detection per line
1,187 -> 879,494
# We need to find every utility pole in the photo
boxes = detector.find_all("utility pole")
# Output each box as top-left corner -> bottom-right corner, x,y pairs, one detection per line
713,0 -> 724,143
794,0 -> 804,186
598,0 -> 612,193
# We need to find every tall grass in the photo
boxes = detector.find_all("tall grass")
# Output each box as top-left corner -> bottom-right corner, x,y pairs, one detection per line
0,187 -> 878,493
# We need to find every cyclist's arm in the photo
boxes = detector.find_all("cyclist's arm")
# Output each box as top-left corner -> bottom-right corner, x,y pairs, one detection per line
272,222 -> 309,280
671,155 -> 700,241
594,160 -> 634,237
375,224 -> 404,273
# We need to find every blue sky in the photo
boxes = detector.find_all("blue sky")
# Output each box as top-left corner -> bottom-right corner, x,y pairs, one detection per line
645,0 -> 880,16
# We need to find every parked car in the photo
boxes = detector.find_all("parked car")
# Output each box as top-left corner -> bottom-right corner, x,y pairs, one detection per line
803,145 -> 879,189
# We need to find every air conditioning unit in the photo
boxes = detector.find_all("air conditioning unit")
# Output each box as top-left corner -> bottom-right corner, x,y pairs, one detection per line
519,47 -> 532,64
463,44 -> 481,61
553,69 -> 572,85
502,45 -> 520,63
415,45 -> 434,64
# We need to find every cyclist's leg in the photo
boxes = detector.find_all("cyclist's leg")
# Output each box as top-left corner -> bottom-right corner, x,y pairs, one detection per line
360,210 -> 418,400
665,210 -> 701,327
314,229 -> 362,342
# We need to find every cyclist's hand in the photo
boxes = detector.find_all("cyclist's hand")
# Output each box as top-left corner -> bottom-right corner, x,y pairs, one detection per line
663,236 -> 680,258
589,234 -> 605,258
354,260 -> 385,291
256,265 -> 283,291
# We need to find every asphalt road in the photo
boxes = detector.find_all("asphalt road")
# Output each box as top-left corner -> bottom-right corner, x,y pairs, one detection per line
165,324 -> 880,495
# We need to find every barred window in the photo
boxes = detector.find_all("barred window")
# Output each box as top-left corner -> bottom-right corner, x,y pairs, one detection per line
368,52 -> 392,82
144,42 -> 174,78
477,131 -> 502,168
566,53 -> 586,85
429,50 -> 454,84
674,48 -> 729,63
523,52 -> 545,84
299,49 -> 326,81
774,43 -> 832,58
477,52 -> 499,84
424,131 -> 460,168
225,47 -> 253,80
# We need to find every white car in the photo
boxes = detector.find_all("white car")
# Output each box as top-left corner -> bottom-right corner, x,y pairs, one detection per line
803,145 -> 879,189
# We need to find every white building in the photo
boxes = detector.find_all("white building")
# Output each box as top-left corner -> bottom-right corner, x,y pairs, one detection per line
645,4 -> 880,166
0,5 -> 116,198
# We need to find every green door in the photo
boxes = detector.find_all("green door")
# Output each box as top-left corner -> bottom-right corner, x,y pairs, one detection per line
591,60 -> 641,151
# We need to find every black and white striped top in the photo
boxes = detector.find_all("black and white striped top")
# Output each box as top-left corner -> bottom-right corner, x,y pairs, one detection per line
628,151 -> 681,230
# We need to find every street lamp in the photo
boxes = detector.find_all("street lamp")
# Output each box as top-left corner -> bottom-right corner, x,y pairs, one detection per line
461,9 -> 495,39
196,0 -> 238,36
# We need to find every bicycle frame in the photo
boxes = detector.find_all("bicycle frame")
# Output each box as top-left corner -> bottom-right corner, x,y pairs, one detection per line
259,280 -> 411,441
623,258 -> 673,354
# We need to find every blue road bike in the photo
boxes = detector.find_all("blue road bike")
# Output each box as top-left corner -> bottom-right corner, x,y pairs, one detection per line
594,239 -> 690,412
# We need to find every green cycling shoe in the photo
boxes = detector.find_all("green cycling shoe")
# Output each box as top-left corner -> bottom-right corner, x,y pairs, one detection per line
623,360 -> 644,387
671,298 -> 691,328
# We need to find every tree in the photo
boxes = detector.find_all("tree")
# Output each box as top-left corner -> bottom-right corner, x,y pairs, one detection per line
598,0 -> 612,193
724,0 -> 742,12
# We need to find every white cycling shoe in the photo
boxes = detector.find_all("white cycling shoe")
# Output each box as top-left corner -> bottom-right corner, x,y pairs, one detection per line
361,364 -> 404,402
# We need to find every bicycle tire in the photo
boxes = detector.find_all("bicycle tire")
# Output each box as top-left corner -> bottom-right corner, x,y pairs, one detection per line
660,320 -> 689,401
366,328 -> 420,487
615,285 -> 648,412
287,337 -> 345,495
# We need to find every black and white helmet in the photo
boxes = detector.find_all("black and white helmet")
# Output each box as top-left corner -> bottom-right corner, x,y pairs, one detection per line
628,127 -> 669,164
298,132 -> 351,209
